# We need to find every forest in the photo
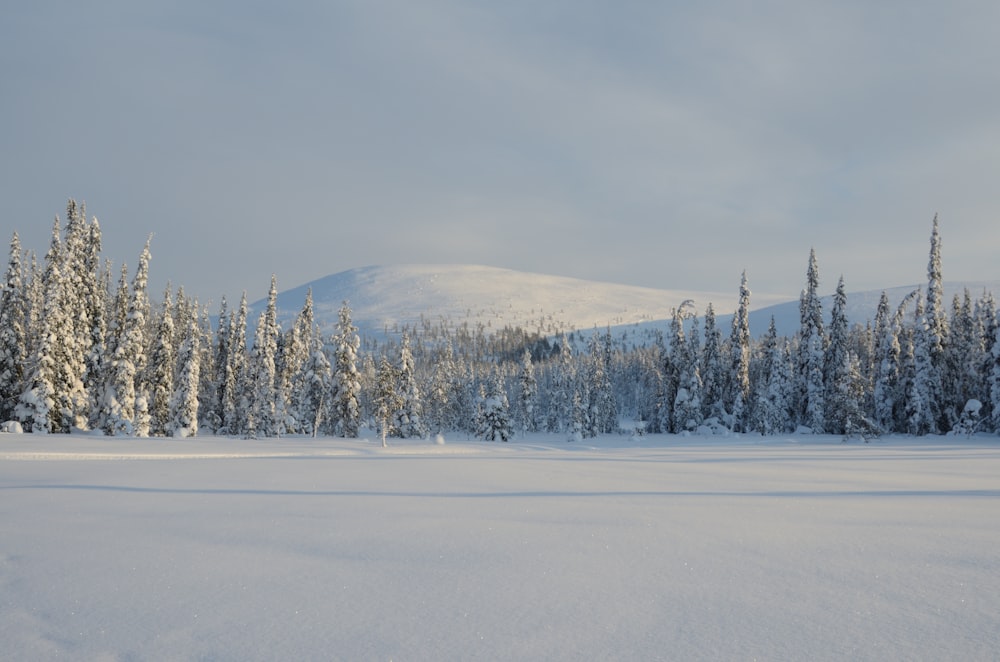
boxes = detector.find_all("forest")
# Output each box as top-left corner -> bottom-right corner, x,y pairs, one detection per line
2,201 -> 998,441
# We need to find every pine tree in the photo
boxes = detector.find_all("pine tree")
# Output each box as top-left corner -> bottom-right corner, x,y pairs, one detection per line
427,341 -> 457,434
700,303 -> 725,424
545,334 -> 575,433
872,292 -> 900,433
299,326 -> 333,437
907,294 -> 939,435
568,375 -> 591,441
946,289 -> 984,422
129,239 -> 153,437
991,311 -> 1000,433
223,293 -> 250,436
194,304 -> 218,434
450,352 -> 475,434
924,215 -> 949,430
824,276 -> 851,434
479,369 -> 513,441
16,235 -> 63,433
18,219 -> 87,432
61,201 -> 96,427
517,347 -> 537,435
99,241 -> 152,436
727,272 -> 752,432
394,332 -> 426,438
752,317 -> 792,434
0,233 -> 27,422
588,330 -> 618,434
670,302 -> 702,433
332,301 -> 362,437
169,314 -> 201,437
85,258 -> 109,429
149,287 -> 175,436
636,333 -> 666,433
797,249 -> 826,432
247,277 -> 280,437
373,355 -> 401,447
284,290 -> 315,433
975,292 -> 997,426
803,327 -> 826,433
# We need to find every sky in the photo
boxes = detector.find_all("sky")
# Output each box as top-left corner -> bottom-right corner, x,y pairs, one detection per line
3,1 -> 1000,306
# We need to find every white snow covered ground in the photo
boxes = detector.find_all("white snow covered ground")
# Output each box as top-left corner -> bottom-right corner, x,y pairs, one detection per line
2,433 -> 999,661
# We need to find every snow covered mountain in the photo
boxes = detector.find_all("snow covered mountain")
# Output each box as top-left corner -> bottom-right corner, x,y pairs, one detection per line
259,264 -> 789,339
256,264 -> 999,341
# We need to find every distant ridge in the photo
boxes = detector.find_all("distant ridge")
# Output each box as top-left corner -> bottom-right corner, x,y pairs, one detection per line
257,264 -> 789,338
254,265 -> 999,341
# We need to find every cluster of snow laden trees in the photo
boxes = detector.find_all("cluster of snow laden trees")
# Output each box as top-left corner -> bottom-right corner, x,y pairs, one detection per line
2,202 -> 1000,441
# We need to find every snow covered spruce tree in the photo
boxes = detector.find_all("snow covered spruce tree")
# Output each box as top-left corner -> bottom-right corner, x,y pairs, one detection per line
284,289 -> 316,434
924,215 -> 949,424
426,340 -> 457,435
478,368 -> 513,441
699,303 -> 726,425
169,313 -> 201,437
587,329 -> 618,434
394,332 -> 426,438
201,297 -> 231,433
222,293 -> 250,436
872,291 -> 902,433
373,355 -> 401,447
906,293 -> 939,435
726,271 -> 752,432
990,314 -> 1000,433
974,292 -> 997,426
332,301 -> 362,437
670,301 -> 703,433
298,324 -> 332,437
246,276 -> 280,438
18,219 -> 90,433
751,317 -> 792,434
195,304 -> 217,434
545,334 -> 575,433
96,239 -> 152,436
517,347 -> 537,436
0,233 -> 27,422
823,276 -> 851,434
148,287 -> 175,436
796,249 -> 826,433
278,290 -> 314,434
943,290 -> 985,426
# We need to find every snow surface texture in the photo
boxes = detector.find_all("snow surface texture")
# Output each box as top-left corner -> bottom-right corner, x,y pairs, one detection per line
2,434 -> 999,661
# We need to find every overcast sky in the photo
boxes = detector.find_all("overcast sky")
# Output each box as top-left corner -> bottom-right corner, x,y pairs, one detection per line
3,1 -> 999,305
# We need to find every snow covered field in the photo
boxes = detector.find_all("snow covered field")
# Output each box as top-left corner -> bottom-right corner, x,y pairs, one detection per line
2,433 -> 999,661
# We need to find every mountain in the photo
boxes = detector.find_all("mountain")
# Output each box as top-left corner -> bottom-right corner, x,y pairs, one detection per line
256,265 -> 999,342
258,264 -> 790,339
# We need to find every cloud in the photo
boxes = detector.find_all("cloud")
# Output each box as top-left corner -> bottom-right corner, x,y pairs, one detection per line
2,1 -> 999,304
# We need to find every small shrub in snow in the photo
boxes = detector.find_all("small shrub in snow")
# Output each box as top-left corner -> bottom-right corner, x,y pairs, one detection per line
950,399 -> 983,437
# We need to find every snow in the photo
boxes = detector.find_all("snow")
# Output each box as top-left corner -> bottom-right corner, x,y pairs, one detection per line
2,433 -> 999,660
259,264 -> 792,339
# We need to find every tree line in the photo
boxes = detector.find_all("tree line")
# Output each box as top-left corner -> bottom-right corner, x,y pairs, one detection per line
1,202 -> 998,440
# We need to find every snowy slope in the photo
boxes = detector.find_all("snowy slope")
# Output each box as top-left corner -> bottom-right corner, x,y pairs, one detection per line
255,264 -> 790,338
253,265 -> 999,342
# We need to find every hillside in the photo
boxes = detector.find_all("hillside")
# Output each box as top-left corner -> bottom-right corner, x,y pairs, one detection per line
259,264 -> 789,338
255,265 -> 999,342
